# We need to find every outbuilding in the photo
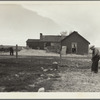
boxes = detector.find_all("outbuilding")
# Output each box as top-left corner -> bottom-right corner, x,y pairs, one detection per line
26,39 -> 44,49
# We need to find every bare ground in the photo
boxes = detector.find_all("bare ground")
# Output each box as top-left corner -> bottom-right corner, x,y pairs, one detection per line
0,50 -> 100,92
51,67 -> 100,92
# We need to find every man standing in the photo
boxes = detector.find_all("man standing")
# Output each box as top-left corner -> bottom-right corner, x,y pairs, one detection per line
9,47 -> 14,56
90,46 -> 100,73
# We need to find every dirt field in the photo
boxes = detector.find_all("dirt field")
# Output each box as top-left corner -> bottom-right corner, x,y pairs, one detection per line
0,49 -> 100,92
0,55 -> 60,92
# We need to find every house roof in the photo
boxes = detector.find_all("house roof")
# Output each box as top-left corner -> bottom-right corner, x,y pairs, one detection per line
26,39 -> 40,42
61,31 -> 90,44
41,35 -> 66,42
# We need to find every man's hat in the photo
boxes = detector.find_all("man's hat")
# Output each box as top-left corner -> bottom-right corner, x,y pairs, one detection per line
90,45 -> 95,49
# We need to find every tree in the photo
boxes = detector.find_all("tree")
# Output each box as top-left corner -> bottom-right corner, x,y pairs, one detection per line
60,31 -> 67,36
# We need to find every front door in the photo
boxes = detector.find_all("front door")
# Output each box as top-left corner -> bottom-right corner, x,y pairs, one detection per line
71,42 -> 77,54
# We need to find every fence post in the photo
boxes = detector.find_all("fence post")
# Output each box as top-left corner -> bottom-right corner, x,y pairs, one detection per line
60,43 -> 62,66
16,44 -> 18,59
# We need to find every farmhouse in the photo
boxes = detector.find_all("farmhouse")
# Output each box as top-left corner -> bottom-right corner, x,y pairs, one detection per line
26,31 -> 90,55
26,33 -> 65,52
61,31 -> 90,55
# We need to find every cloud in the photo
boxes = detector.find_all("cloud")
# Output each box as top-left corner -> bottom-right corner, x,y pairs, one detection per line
0,4 -> 61,45
0,2 -> 100,46
22,2 -> 100,46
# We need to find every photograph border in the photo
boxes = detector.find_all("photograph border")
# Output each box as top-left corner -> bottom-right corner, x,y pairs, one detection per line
0,0 -> 100,99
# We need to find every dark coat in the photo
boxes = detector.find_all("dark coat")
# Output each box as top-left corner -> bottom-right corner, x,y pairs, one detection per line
92,48 -> 100,61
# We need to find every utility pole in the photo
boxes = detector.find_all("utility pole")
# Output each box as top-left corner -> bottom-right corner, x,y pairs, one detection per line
60,43 -> 62,66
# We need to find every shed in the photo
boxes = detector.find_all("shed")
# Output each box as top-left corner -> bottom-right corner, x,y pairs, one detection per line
26,39 -> 44,49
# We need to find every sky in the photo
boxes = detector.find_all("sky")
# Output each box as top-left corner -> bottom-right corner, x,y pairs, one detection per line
0,1 -> 100,46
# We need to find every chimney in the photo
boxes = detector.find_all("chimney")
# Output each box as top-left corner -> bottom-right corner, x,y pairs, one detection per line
40,33 -> 43,40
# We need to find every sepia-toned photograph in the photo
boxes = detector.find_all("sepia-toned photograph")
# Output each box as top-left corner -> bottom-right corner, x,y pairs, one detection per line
0,0 -> 100,98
